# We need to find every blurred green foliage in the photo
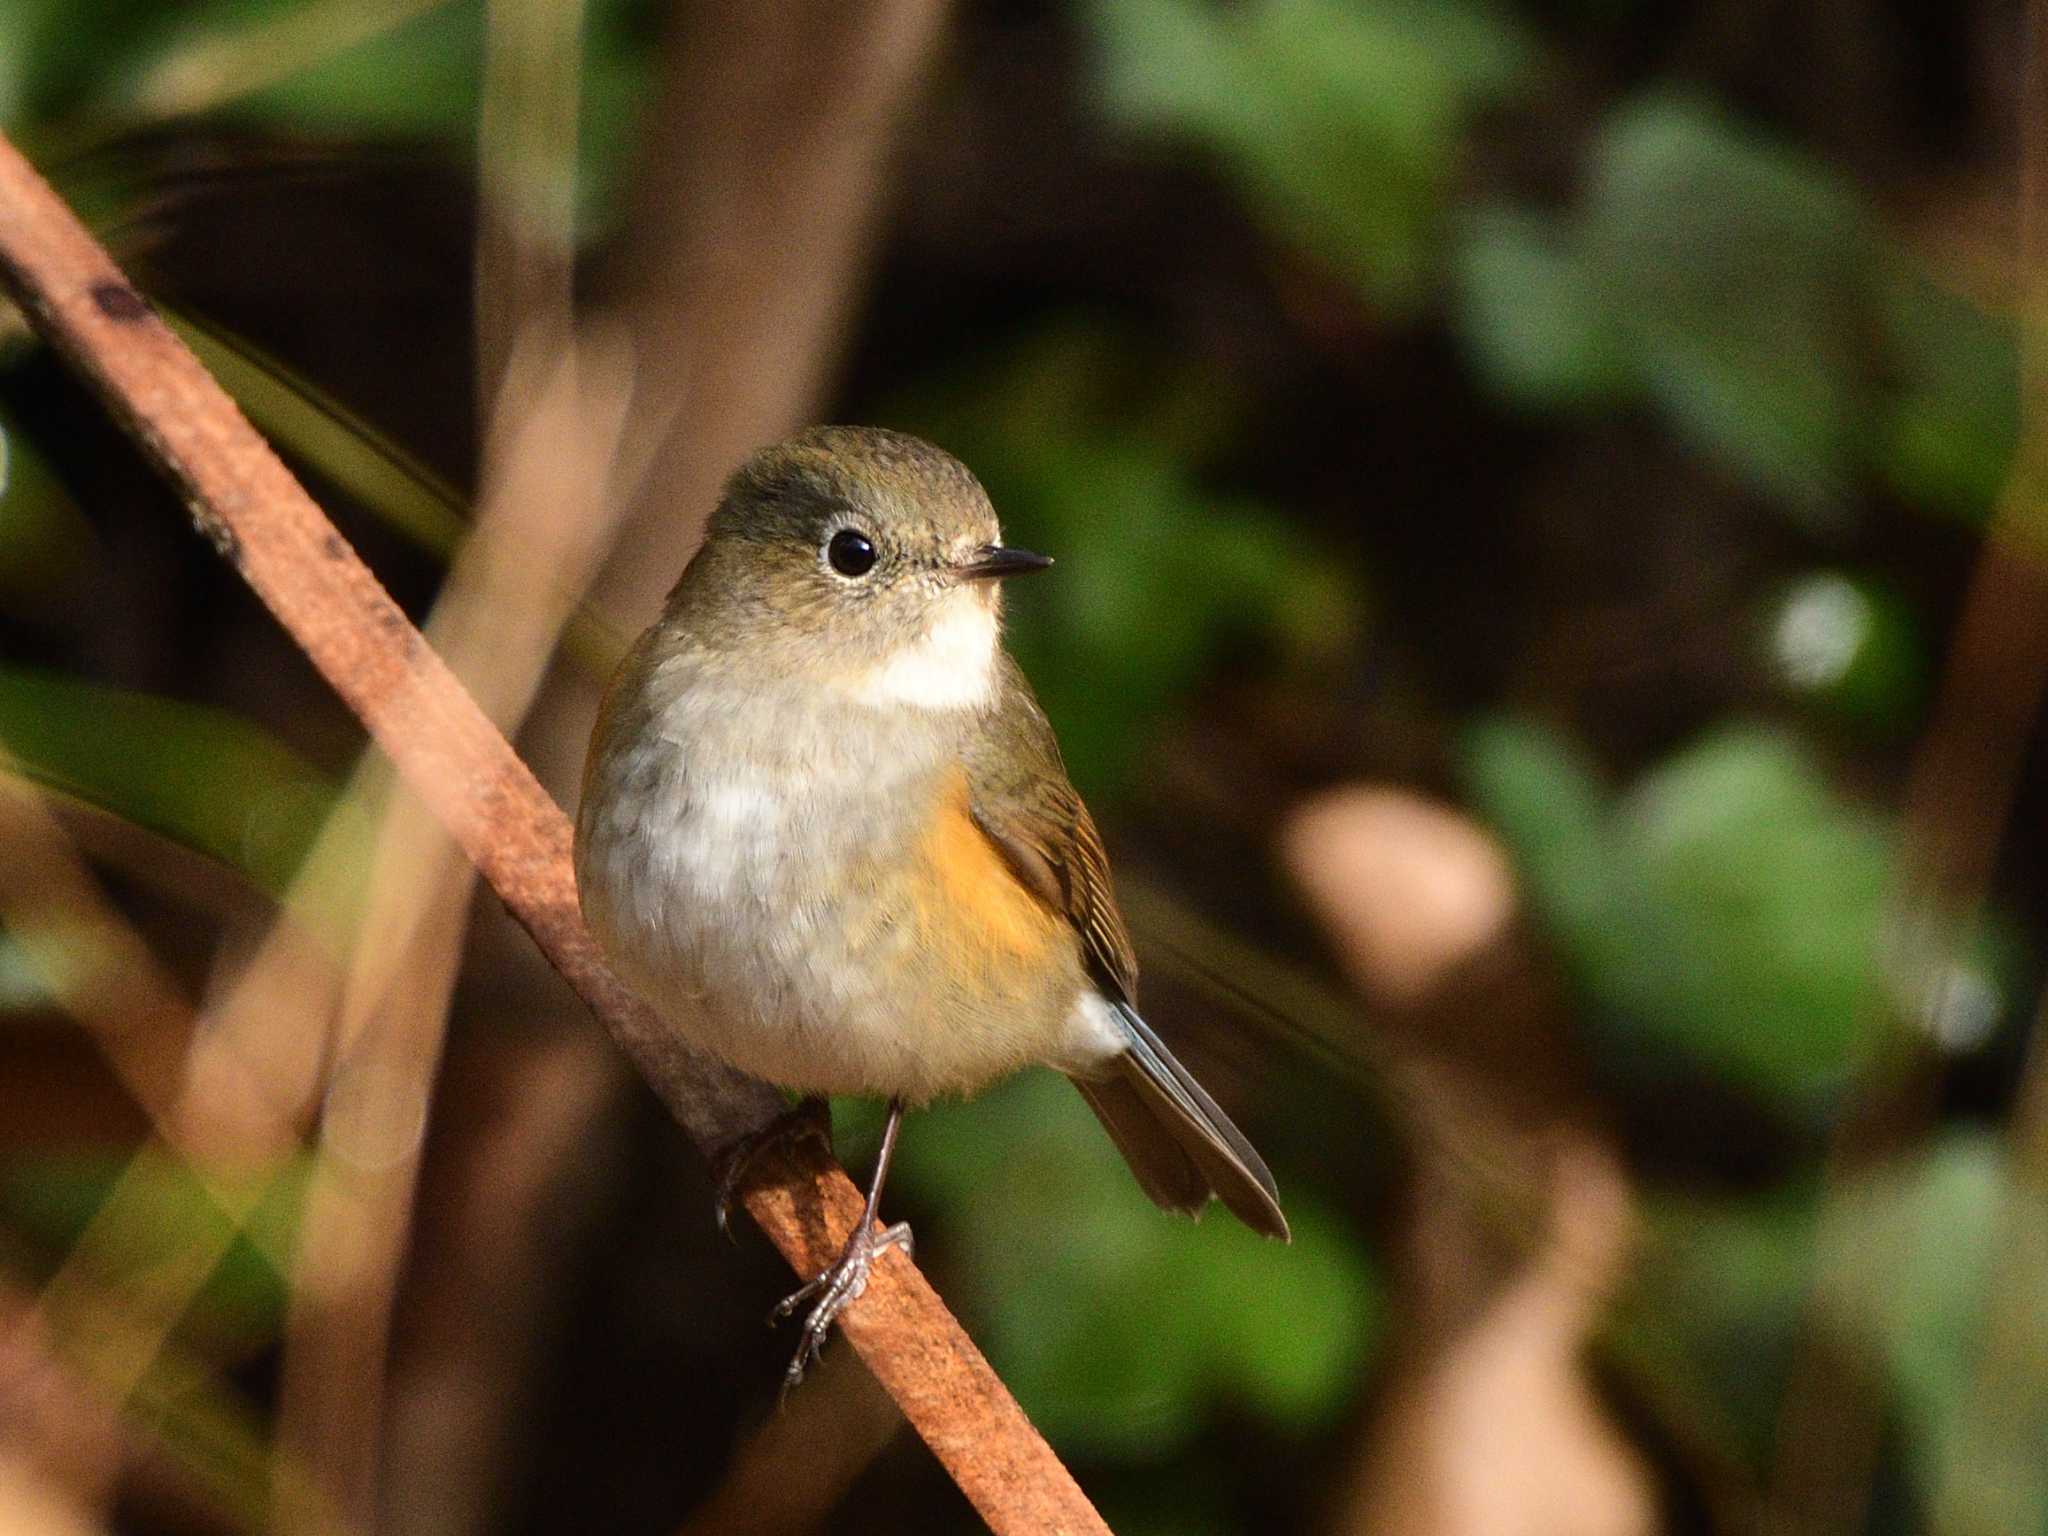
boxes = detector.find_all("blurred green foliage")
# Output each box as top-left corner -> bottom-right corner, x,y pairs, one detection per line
0,1150 -> 306,1351
0,0 -> 2040,1529
1454,93 -> 2018,526
1461,718 -> 2004,1113
903,324 -> 1360,793
1090,0 -> 1531,309
0,667 -> 341,897
869,1072 -> 1375,1455
4,0 -> 652,228
1624,1134 -> 2048,1523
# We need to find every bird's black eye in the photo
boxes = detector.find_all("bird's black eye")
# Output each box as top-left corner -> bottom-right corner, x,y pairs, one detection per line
827,528 -> 877,577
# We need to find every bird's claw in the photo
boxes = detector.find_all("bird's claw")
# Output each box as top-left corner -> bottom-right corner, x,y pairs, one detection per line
773,1219 -> 913,1398
712,1097 -> 833,1241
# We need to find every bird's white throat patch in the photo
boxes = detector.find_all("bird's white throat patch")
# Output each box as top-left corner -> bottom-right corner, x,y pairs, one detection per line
848,592 -> 998,711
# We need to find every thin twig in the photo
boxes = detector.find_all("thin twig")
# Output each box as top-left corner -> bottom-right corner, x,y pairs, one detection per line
0,133 -> 1110,1536
274,5 -> 601,1511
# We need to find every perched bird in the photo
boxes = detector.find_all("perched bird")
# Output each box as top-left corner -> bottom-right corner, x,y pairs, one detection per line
574,426 -> 1288,1386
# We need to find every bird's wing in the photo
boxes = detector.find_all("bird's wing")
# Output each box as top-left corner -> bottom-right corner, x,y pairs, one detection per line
967,657 -> 1290,1242
963,654 -> 1139,1000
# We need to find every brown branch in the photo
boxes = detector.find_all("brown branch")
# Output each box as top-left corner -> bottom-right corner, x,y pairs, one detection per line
0,132 -> 1110,1536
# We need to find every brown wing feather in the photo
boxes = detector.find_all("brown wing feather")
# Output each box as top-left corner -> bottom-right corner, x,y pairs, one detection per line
966,658 -> 1291,1242
962,654 -> 1139,1000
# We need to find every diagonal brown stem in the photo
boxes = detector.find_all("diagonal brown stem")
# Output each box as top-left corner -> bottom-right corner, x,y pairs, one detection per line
0,131 -> 1110,1536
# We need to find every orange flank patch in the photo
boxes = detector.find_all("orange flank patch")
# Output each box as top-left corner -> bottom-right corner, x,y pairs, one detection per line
913,771 -> 1062,964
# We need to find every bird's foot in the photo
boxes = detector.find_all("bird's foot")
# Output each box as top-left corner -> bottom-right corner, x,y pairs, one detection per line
712,1096 -> 833,1241
771,1217 -> 914,1397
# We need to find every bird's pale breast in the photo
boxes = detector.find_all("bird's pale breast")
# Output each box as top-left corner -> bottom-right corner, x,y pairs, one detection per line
575,644 -> 1094,1103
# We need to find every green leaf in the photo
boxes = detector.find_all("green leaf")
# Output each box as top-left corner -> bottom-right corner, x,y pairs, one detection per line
1618,1184 -> 1816,1465
901,1072 -> 1376,1455
1617,729 -> 1890,1101
1825,1137 -> 2003,1493
1452,205 -> 1633,407
0,666 -> 343,896
1456,91 -> 2020,532
0,0 -> 167,131
173,0 -> 481,145
1457,716 -> 1635,955
15,0 -> 653,235
1876,271 -> 2021,524
1460,719 -> 2000,1114
1849,1140 -> 2048,1535
1458,716 -> 1610,908
1087,0 -> 1532,310
1579,94 -> 1877,522
227,0 -> 651,234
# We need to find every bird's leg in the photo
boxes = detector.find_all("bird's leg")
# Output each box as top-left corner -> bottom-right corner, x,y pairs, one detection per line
771,1097 -> 913,1395
712,1095 -> 834,1240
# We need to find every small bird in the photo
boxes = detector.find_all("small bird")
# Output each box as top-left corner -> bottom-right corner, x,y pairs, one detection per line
574,426 -> 1288,1386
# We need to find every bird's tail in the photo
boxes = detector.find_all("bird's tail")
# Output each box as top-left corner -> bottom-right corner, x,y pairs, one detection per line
1069,1000 -> 1290,1241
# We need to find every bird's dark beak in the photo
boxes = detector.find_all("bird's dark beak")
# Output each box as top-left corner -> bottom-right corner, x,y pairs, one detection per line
956,545 -> 1054,581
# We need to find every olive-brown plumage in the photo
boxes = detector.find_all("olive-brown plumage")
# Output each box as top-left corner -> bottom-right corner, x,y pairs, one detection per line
574,426 -> 1287,1386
